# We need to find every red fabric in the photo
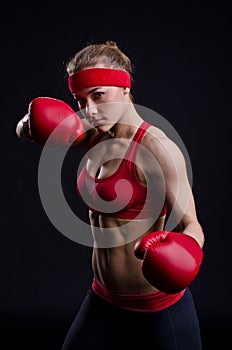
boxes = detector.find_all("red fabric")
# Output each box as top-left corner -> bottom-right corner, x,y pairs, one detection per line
76,121 -> 167,219
92,277 -> 185,313
68,68 -> 131,93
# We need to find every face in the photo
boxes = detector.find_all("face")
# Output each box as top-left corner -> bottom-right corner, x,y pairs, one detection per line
73,85 -> 131,132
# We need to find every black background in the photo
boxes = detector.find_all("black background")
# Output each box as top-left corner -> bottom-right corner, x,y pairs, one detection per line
1,1 -> 231,349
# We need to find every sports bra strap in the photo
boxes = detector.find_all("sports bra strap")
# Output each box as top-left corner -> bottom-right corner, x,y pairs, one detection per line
125,121 -> 151,162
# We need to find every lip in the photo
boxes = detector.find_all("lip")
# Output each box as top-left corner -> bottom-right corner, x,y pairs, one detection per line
92,119 -> 105,126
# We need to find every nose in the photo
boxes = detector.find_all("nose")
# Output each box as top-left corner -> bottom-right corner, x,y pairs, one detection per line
86,100 -> 98,118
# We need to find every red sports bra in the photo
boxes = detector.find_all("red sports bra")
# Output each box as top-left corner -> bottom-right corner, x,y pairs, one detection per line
76,121 -> 167,219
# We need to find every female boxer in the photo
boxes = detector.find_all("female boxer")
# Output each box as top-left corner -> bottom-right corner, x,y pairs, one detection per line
16,41 -> 205,350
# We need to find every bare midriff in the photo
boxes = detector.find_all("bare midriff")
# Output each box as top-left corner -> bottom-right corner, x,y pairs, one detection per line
90,211 -> 166,294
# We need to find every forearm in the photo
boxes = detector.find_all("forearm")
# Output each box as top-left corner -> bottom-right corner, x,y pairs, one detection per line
176,220 -> 205,248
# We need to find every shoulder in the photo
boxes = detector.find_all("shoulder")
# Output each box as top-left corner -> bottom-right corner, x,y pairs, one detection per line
142,125 -> 186,173
142,124 -> 179,155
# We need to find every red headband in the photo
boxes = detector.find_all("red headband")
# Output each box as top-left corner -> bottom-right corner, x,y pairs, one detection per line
68,68 -> 131,93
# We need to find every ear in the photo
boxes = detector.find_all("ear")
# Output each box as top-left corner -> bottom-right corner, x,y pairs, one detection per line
123,87 -> 130,95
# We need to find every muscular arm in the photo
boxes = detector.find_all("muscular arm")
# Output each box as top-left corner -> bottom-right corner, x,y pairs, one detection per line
147,133 -> 205,248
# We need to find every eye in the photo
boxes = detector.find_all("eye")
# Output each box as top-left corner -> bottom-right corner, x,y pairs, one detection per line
93,91 -> 104,99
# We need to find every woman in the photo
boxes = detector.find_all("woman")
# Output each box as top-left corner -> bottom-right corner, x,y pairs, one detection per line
16,41 -> 205,350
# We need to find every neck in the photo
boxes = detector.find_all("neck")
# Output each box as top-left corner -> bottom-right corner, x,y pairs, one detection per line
108,104 -> 144,139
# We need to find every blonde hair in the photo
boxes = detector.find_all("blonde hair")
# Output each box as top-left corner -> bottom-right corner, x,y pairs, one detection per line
66,41 -> 133,80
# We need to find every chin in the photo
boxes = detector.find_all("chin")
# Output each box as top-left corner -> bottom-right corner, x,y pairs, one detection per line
95,123 -> 114,133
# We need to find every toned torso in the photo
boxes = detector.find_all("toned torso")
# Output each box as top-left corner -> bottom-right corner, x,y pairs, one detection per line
85,125 -> 166,294
91,214 -> 165,294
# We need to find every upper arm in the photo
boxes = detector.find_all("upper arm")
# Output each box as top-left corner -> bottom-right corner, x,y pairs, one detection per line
148,135 -> 199,228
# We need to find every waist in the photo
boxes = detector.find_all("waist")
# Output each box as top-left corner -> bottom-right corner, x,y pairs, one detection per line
91,277 -> 185,313
89,203 -> 167,220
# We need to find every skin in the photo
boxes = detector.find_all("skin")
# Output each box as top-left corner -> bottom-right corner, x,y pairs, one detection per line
70,67 -> 205,294
16,66 -> 205,294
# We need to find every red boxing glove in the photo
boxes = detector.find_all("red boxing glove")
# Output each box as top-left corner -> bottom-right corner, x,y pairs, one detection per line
134,231 -> 203,294
28,97 -> 84,145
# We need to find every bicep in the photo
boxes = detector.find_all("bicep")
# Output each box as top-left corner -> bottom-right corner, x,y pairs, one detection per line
144,133 -> 204,246
150,137 -> 197,224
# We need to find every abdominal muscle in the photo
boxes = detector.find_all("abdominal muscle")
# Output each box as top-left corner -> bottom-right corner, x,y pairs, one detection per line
90,211 -> 166,294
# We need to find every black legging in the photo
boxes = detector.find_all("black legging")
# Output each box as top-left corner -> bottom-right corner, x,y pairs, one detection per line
62,287 -> 202,350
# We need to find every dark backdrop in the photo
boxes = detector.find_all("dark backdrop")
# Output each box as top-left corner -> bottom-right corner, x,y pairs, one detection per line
1,1 -> 231,349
